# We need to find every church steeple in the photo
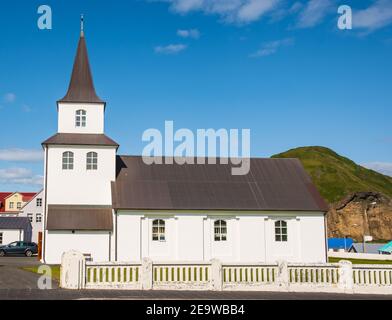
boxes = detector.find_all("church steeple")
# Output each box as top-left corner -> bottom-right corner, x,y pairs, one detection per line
59,16 -> 104,104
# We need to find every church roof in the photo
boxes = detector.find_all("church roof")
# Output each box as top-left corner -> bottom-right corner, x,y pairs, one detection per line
46,205 -> 113,231
42,133 -> 119,148
58,32 -> 104,104
111,156 -> 329,212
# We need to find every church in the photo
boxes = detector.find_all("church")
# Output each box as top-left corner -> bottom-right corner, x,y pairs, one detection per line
41,27 -> 329,265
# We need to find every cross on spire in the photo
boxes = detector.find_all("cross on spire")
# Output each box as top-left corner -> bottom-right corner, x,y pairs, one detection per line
80,14 -> 84,37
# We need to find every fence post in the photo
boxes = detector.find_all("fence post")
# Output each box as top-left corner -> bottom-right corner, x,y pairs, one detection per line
141,258 -> 153,290
210,259 -> 223,291
60,250 -> 86,289
338,260 -> 353,292
276,260 -> 289,290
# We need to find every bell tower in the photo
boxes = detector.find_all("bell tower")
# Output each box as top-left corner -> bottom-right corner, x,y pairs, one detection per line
57,16 -> 106,134
41,18 -> 118,263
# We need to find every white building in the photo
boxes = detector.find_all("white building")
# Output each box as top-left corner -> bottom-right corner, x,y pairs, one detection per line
42,28 -> 329,265
19,190 -> 44,243
0,217 -> 32,246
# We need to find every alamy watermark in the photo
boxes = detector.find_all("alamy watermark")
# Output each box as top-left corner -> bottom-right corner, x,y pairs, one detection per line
337,5 -> 352,30
37,265 -> 52,289
142,121 -> 251,176
37,5 -> 52,30
37,4 -> 354,32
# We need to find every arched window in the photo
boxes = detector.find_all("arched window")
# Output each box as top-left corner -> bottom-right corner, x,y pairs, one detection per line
275,220 -> 288,242
62,151 -> 74,170
75,109 -> 86,127
214,220 -> 227,241
86,152 -> 98,170
152,219 -> 165,241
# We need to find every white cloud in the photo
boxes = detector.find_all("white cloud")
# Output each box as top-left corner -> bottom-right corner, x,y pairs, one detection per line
170,0 -> 204,13
353,0 -> 392,31
3,93 -> 16,103
236,0 -> 278,23
159,0 -> 281,24
250,38 -> 294,57
0,149 -> 44,162
270,1 -> 303,22
296,0 -> 333,28
149,0 -> 392,31
22,104 -> 32,112
0,167 -> 43,186
154,44 -> 188,54
177,29 -> 201,39
362,162 -> 392,177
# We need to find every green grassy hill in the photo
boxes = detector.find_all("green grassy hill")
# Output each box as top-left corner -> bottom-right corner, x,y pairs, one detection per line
272,146 -> 392,203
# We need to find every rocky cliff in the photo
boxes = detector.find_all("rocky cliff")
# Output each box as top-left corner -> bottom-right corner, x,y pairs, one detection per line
327,192 -> 392,242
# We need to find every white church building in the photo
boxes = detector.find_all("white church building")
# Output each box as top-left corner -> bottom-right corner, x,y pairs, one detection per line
41,28 -> 329,265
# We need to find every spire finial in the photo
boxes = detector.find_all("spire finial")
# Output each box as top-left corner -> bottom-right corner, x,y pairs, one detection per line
80,14 -> 84,37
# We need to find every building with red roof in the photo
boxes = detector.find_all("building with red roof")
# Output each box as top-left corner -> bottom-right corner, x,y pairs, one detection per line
0,192 -> 38,214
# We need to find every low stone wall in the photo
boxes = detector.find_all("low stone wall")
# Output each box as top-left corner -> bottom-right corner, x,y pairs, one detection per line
60,251 -> 392,294
329,251 -> 392,261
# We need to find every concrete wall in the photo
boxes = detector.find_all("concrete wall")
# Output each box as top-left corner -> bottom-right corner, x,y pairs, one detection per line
328,251 -> 392,260
57,102 -> 105,134
45,230 -> 111,264
45,145 -> 116,205
116,211 -> 327,263
0,229 -> 23,245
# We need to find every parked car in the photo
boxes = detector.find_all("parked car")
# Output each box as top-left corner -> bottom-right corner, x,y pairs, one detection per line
0,241 -> 38,257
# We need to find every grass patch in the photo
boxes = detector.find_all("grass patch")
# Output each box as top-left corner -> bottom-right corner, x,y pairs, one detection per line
328,257 -> 392,265
21,265 -> 61,281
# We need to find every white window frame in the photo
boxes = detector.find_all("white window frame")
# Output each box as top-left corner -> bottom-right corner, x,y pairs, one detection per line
62,151 -> 74,170
86,152 -> 98,170
214,220 -> 227,241
36,214 -> 42,223
152,219 -> 165,241
75,109 -> 87,127
0,232 -> 3,245
36,198 -> 42,207
17,202 -> 22,209
9,202 -> 14,209
275,220 -> 288,242
27,213 -> 33,223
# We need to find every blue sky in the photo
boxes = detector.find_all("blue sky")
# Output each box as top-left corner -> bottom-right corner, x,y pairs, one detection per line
0,0 -> 392,191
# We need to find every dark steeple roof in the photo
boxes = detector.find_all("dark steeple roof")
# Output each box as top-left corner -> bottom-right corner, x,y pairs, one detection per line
59,26 -> 104,104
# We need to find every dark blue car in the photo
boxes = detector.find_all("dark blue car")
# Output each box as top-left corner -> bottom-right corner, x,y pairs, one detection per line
0,241 -> 38,257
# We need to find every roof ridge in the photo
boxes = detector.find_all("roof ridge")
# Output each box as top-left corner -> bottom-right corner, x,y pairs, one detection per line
117,155 -> 298,161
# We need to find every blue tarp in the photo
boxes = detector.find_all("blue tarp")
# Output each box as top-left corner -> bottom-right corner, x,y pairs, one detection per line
378,241 -> 392,254
328,238 -> 354,250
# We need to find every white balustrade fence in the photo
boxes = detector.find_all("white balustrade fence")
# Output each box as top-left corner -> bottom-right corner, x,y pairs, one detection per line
353,265 -> 392,287
152,262 -> 211,290
223,263 -> 278,291
60,251 -> 392,294
288,263 -> 339,286
85,262 -> 141,289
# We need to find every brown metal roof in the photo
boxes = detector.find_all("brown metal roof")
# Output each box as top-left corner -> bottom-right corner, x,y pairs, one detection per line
112,156 -> 329,212
42,133 -> 119,147
46,205 -> 113,231
58,33 -> 104,104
